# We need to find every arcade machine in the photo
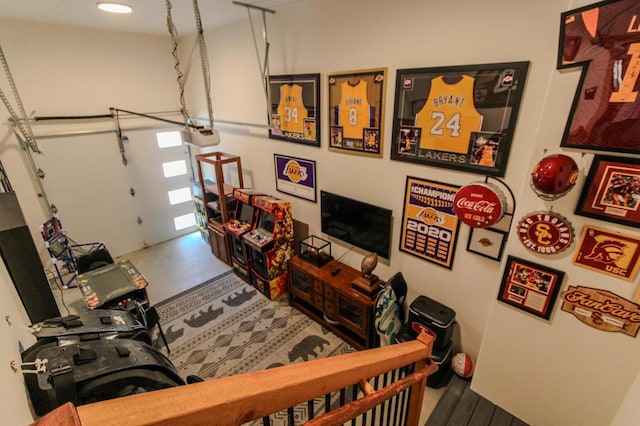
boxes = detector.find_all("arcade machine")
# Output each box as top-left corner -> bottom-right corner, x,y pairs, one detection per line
223,188 -> 264,282
243,195 -> 293,300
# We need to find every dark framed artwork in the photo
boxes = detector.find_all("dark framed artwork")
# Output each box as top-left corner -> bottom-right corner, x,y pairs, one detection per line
274,154 -> 317,202
557,0 -> 640,153
575,155 -> 640,228
268,73 -> 321,147
327,68 -> 387,157
466,227 -> 508,261
399,176 -> 460,269
390,61 -> 530,176
498,256 -> 565,320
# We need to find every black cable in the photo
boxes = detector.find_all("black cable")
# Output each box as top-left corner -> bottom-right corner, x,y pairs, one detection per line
335,245 -> 355,263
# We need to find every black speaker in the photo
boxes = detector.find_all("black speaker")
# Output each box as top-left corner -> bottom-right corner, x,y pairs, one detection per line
0,193 -> 60,324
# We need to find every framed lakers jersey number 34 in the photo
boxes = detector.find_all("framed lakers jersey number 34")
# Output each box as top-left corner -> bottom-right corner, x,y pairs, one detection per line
268,73 -> 321,147
327,68 -> 387,157
390,62 -> 530,176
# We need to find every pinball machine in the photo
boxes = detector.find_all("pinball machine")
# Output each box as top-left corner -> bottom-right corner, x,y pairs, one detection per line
243,195 -> 293,300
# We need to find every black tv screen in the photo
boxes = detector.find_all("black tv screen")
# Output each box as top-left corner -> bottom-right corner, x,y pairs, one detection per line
320,191 -> 392,259
236,202 -> 254,224
258,210 -> 276,233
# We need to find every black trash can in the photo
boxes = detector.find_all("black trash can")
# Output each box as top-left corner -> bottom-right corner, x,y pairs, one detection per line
408,295 -> 456,350
395,324 -> 453,389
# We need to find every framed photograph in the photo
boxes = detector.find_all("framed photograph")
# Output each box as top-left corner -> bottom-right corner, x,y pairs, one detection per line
558,1 -> 640,153
274,154 -> 317,202
390,61 -> 530,176
268,73 -> 321,147
498,256 -> 565,320
327,68 -> 387,157
573,225 -> 640,282
399,176 -> 461,269
466,227 -> 507,261
575,155 -> 640,228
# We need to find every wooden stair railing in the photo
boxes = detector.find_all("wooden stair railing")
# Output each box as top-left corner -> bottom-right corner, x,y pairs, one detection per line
32,332 -> 436,426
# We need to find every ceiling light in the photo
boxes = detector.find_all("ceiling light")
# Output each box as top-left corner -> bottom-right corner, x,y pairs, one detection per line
97,3 -> 133,14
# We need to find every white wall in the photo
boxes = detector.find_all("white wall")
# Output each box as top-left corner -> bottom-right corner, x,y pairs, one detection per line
1,0 -> 638,424
200,0 -> 639,424
0,19 -> 187,422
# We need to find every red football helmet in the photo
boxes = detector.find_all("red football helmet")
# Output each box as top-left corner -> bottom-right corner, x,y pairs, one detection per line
531,154 -> 579,200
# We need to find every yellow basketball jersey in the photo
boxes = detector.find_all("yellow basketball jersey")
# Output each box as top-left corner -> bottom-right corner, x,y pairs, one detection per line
415,76 -> 482,153
277,84 -> 308,134
338,80 -> 371,139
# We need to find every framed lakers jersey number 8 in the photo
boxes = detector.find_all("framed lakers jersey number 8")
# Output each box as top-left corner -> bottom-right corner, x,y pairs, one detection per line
268,74 -> 321,147
327,68 -> 387,157
390,61 -> 530,176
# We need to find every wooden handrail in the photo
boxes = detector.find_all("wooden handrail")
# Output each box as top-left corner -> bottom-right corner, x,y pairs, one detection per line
34,332 -> 436,426
304,361 -> 438,425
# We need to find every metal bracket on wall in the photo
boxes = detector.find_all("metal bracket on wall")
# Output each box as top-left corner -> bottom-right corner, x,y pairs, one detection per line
232,1 -> 276,126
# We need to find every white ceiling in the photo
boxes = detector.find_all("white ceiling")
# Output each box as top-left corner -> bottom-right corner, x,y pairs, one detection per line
0,0 -> 298,35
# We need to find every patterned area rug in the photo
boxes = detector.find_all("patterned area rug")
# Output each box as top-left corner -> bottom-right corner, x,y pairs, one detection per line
155,270 -> 355,383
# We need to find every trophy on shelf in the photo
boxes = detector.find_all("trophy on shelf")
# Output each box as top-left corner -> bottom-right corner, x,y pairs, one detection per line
351,252 -> 382,297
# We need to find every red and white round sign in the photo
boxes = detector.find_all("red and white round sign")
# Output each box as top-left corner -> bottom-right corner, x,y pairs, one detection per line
453,182 -> 507,228
517,211 -> 574,255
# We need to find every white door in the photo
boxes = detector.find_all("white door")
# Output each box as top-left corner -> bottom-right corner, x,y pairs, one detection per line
32,126 -> 197,257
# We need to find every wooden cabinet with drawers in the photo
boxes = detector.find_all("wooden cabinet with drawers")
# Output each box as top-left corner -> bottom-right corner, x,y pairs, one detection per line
288,255 -> 380,350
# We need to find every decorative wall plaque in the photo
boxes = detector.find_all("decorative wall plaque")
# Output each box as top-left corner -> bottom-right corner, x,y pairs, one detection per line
561,285 -> 640,337
517,211 -> 574,255
573,225 -> 640,281
453,181 -> 507,228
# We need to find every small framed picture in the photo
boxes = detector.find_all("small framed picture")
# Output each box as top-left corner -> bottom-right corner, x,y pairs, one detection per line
497,256 -> 565,320
268,73 -> 321,147
575,155 -> 640,228
327,68 -> 387,157
466,227 -> 507,261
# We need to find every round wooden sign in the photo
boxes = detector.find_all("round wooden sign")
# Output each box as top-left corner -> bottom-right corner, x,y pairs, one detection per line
517,211 -> 574,255
453,182 -> 507,228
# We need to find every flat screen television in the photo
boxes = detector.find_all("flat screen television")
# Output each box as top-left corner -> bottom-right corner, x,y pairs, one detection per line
320,190 -> 392,259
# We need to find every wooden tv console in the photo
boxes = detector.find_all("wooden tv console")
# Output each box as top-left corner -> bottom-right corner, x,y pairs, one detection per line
287,255 -> 381,350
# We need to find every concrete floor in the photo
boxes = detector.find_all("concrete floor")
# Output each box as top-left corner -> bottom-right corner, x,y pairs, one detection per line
48,231 -> 443,423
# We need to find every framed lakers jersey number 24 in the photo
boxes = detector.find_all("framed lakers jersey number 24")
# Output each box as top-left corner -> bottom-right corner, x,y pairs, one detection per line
327,68 -> 387,157
390,62 -> 530,177
268,74 -> 321,147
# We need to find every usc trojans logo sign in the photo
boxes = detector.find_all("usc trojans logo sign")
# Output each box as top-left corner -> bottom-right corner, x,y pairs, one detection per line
517,211 -> 574,255
573,225 -> 640,281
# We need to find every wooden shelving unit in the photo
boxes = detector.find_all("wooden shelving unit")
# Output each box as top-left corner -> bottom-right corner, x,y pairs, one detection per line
288,255 -> 380,350
195,152 -> 244,265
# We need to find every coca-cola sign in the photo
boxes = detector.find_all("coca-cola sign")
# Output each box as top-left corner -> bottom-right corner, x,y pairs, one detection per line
453,182 -> 506,228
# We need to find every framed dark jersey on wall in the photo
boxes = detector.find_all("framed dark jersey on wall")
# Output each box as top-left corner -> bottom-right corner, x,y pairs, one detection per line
390,62 -> 530,177
558,0 -> 640,153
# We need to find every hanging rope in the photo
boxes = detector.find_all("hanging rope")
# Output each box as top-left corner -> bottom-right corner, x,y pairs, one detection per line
165,0 -> 215,131
165,0 -> 191,127
0,45 -> 40,153
192,0 -> 215,130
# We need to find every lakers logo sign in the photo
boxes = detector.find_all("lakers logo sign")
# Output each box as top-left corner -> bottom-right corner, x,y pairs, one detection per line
518,212 -> 574,255
282,160 -> 307,183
